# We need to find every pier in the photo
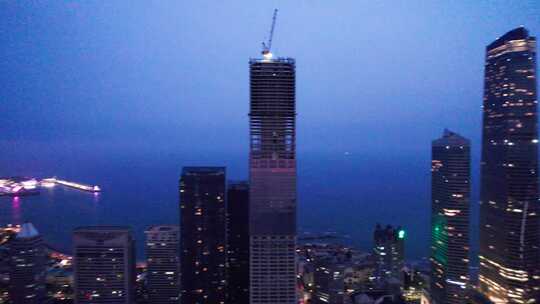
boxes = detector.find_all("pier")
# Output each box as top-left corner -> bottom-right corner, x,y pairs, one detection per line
53,178 -> 101,193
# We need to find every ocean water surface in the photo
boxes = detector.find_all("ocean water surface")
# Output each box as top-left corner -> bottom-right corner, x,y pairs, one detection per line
0,141 -> 480,262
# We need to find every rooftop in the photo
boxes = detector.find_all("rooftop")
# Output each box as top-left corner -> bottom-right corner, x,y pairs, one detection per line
249,57 -> 295,65
182,166 -> 226,175
487,27 -> 532,51
146,225 -> 180,233
73,226 -> 132,232
16,222 -> 40,239
432,129 -> 470,147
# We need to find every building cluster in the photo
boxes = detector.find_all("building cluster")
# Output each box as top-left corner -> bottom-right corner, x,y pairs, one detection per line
294,227 -> 432,304
297,234 -> 411,304
1,36 -> 297,303
425,27 -> 539,304
177,53 -> 298,304
0,24 -> 538,304
297,26 -> 540,304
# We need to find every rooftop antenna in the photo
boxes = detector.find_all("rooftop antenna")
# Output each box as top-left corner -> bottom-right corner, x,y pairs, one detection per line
262,9 -> 278,58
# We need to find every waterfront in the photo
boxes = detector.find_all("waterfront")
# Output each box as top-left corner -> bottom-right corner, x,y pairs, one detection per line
0,143 -> 480,261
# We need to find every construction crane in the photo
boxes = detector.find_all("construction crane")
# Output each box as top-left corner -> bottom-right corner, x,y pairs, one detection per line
262,9 -> 278,58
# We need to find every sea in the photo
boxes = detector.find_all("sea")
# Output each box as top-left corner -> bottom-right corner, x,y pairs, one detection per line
0,142 -> 480,262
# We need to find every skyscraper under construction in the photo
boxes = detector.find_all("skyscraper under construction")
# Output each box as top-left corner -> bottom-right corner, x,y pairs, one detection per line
249,10 -> 297,303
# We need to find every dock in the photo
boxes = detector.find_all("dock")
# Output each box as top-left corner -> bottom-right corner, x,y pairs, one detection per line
45,178 -> 101,193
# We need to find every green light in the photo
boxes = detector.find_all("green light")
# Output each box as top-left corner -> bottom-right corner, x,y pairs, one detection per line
398,230 -> 406,239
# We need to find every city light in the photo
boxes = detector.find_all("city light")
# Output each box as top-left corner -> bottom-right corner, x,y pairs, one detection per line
1,5 -> 538,304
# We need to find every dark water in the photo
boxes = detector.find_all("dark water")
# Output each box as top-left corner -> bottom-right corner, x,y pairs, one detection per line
0,142 -> 480,262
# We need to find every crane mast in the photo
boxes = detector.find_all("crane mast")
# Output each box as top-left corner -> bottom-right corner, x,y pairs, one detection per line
262,9 -> 278,56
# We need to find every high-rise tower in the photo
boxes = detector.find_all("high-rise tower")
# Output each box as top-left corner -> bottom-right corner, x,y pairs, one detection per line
373,224 -> 405,282
479,27 -> 540,303
180,167 -> 227,304
145,225 -> 180,304
479,27 -> 539,303
8,223 -> 46,304
73,226 -> 136,304
430,130 -> 471,304
249,29 -> 297,302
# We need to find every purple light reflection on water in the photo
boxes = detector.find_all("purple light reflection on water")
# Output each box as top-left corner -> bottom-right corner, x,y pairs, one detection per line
12,196 -> 21,224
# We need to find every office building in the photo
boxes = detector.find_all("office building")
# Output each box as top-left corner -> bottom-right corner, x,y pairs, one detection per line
8,223 -> 46,304
145,225 -> 180,304
431,130 -> 471,304
311,256 -> 346,304
479,27 -> 539,303
73,226 -> 136,304
180,167 -> 227,304
373,224 -> 405,282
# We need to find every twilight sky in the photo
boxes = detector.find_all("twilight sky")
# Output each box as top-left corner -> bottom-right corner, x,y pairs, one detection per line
1,1 -> 539,160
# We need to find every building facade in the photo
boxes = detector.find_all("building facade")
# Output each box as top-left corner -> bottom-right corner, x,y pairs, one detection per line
249,55 -> 297,304
145,225 -> 180,304
8,223 -> 46,304
73,226 -> 136,304
312,257 -> 346,304
373,224 -> 405,282
227,181 -> 250,304
479,27 -> 540,303
180,167 -> 227,304
430,130 -> 471,304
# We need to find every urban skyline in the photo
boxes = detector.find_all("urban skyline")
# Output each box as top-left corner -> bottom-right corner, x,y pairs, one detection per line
1,3 -> 539,304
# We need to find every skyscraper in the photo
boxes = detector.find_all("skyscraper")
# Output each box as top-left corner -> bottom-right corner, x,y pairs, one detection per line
73,226 -> 136,304
8,223 -> 46,304
479,27 -> 540,303
227,181 -> 250,304
430,130 -> 470,304
249,51 -> 297,304
373,224 -> 405,282
179,167 -> 227,304
145,225 -> 180,304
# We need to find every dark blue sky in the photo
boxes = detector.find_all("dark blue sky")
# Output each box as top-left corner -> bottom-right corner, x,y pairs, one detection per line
1,1 -> 539,158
